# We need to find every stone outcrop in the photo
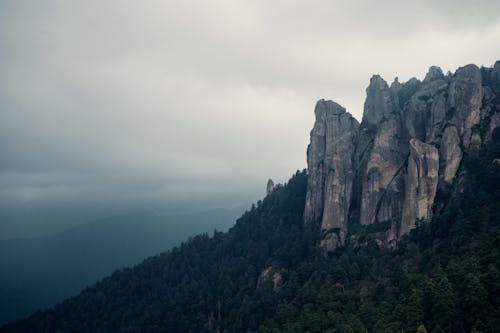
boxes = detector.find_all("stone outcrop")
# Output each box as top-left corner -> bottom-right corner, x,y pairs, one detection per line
257,266 -> 284,291
304,100 -> 359,248
266,179 -> 275,195
447,65 -> 483,150
400,139 -> 439,237
357,75 -> 406,226
439,126 -> 462,185
403,66 -> 448,144
304,61 -> 500,250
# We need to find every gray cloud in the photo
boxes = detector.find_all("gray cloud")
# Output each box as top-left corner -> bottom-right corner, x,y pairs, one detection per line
1,0 -> 499,237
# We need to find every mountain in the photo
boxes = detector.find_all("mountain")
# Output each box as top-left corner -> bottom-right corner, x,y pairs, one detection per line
2,61 -> 500,332
0,207 -> 244,325
305,62 -> 500,250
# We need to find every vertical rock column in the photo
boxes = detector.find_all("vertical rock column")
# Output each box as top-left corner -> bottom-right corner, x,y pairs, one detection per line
400,139 -> 439,237
358,75 -> 406,225
447,64 -> 483,150
304,100 -> 359,248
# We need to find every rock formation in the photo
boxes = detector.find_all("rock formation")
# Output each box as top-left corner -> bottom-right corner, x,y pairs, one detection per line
439,126 -> 462,185
357,75 -> 406,226
400,139 -> 439,237
266,179 -> 275,195
303,100 -> 359,249
257,266 -> 284,292
304,61 -> 500,250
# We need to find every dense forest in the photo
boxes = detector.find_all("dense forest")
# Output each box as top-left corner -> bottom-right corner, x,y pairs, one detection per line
1,128 -> 500,333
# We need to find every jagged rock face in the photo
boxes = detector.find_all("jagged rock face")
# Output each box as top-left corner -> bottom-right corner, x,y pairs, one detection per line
304,99 -> 359,245
424,66 -> 445,83
404,68 -> 449,143
358,76 -> 406,225
363,75 -> 397,126
447,64 -> 483,150
305,61 -> 500,250
439,126 -> 462,185
400,139 -> 439,237
358,117 -> 406,225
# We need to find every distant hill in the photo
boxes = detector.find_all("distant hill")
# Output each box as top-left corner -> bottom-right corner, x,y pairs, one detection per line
0,206 -> 244,324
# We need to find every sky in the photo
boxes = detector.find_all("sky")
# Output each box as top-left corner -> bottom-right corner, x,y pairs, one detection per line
1,0 -> 500,238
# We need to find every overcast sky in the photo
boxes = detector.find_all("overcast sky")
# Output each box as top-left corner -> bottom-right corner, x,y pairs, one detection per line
1,0 -> 500,237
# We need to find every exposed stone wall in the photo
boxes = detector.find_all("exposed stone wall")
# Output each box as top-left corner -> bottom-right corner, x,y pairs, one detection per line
304,61 -> 500,250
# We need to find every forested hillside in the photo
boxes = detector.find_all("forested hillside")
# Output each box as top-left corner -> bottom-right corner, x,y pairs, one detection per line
0,207 -> 242,324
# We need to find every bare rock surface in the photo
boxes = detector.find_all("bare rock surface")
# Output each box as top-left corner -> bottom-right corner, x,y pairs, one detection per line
400,139 -> 439,237
304,100 -> 359,249
304,61 -> 500,250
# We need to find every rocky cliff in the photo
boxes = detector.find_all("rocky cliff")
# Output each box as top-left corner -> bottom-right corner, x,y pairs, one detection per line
303,100 -> 359,250
305,61 -> 500,250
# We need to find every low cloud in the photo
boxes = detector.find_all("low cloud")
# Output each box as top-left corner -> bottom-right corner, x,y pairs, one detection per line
1,0 -> 499,237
